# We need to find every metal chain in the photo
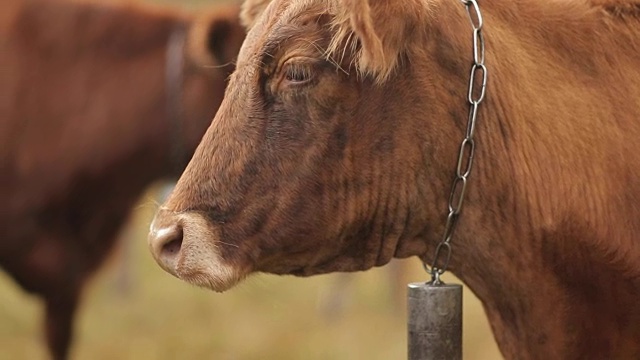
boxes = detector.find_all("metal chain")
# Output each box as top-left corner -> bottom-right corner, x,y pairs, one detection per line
424,0 -> 487,284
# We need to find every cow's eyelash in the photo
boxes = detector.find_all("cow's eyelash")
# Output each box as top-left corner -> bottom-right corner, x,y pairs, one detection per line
283,63 -> 313,84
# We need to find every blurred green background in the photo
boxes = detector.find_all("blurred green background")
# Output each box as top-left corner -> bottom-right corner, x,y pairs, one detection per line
0,0 -> 502,359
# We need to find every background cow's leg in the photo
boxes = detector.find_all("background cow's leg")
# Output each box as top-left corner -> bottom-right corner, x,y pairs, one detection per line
44,289 -> 79,360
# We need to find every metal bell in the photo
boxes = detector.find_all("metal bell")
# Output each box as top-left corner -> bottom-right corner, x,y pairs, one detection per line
407,281 -> 463,360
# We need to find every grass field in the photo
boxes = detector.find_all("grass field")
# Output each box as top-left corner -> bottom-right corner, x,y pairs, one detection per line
1,0 -> 502,358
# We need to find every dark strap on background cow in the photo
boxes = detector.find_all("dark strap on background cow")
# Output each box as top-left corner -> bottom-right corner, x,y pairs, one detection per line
165,24 -> 188,175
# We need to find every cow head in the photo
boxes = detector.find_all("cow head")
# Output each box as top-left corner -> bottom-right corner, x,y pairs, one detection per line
149,0 -> 471,291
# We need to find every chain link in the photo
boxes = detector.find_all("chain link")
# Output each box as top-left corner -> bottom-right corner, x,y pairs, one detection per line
424,0 -> 487,284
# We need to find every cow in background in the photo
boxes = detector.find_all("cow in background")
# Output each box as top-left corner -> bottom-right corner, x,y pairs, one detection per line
0,0 -> 245,358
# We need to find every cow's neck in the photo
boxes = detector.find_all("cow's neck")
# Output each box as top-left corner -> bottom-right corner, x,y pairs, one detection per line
6,2 -> 187,214
164,25 -> 190,176
410,0 -> 640,358
60,8 -> 185,238
84,12 -> 185,193
82,7 -> 191,184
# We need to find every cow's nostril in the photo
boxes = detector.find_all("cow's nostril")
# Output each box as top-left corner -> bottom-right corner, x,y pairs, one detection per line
161,236 -> 183,257
149,224 -> 183,274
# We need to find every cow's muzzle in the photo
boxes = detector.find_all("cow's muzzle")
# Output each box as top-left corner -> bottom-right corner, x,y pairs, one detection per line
148,208 -> 246,292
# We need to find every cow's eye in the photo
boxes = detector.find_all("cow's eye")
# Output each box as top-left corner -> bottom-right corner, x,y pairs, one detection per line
283,63 -> 313,85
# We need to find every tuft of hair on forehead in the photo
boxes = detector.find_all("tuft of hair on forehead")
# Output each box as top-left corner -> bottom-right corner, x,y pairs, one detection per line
327,0 -> 433,83
241,0 -> 432,83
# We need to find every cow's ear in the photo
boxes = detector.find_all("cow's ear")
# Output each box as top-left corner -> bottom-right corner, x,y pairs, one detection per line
240,0 -> 271,30
187,6 -> 246,67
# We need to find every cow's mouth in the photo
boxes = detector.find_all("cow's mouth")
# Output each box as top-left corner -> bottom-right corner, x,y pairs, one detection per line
148,209 -> 249,292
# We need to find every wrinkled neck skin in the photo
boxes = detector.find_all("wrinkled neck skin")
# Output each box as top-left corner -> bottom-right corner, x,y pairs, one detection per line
401,1 -> 640,359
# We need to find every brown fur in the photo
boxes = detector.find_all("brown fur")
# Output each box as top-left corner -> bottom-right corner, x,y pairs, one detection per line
150,0 -> 640,358
0,0 -> 245,359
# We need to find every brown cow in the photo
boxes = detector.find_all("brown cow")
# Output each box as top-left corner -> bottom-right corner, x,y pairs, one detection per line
0,0 -> 244,359
148,0 -> 640,358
